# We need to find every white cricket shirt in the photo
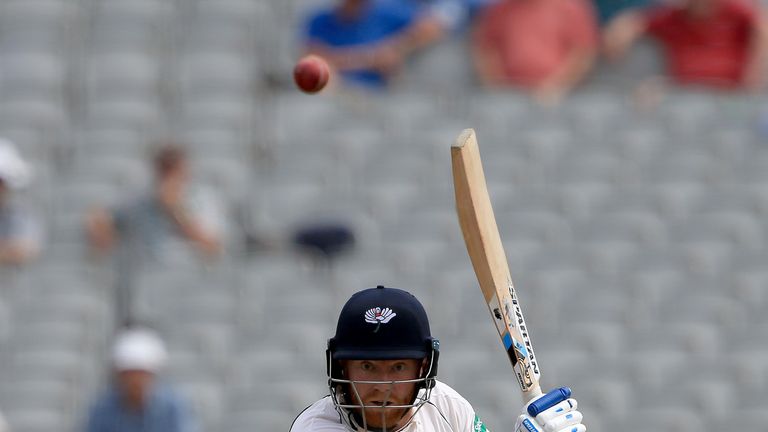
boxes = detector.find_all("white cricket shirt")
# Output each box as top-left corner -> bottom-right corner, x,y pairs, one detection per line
290,381 -> 491,432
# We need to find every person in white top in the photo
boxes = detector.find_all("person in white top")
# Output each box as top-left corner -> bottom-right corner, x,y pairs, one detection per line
291,285 -> 586,432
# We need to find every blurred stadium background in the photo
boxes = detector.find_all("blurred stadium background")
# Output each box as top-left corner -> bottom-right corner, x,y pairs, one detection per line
0,0 -> 767,431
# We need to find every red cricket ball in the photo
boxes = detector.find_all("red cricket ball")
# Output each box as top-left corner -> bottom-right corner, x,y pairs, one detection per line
293,55 -> 330,94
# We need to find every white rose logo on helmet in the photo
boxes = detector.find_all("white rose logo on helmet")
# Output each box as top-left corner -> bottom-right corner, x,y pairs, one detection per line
364,307 -> 396,332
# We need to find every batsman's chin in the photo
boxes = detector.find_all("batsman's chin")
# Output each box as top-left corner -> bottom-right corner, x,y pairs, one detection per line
357,404 -> 411,428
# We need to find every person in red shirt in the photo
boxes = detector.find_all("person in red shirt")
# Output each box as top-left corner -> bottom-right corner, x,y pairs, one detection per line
472,0 -> 599,104
604,0 -> 768,89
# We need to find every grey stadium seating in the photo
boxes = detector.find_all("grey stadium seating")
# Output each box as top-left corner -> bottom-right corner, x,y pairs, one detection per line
0,1 -> 767,432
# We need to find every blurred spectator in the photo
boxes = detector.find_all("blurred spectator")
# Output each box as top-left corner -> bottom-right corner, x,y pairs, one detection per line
604,0 -> 768,89
472,0 -> 599,104
303,0 -> 445,89
593,0 -> 654,26
85,327 -> 199,432
385,0 -> 479,32
0,138 -> 43,266
384,0 -> 494,90
86,145 -> 222,263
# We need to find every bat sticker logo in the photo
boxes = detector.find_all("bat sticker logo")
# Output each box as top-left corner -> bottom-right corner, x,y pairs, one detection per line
507,278 -> 540,381
503,298 -> 515,329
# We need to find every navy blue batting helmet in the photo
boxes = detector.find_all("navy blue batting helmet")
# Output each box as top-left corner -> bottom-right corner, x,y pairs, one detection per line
326,285 -> 440,430
328,285 -> 437,360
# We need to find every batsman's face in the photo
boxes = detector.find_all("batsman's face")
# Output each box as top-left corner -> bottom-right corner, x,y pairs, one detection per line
343,359 -> 422,429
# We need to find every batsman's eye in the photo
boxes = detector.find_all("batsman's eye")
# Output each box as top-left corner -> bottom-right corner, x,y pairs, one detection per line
392,363 -> 407,373
360,362 -> 375,372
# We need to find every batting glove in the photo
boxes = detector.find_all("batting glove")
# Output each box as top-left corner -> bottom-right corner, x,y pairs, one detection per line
514,387 -> 585,432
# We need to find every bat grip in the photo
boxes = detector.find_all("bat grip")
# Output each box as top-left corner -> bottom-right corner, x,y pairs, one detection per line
526,387 -> 572,417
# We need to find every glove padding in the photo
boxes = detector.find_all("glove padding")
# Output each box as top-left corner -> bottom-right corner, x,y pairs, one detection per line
514,390 -> 585,432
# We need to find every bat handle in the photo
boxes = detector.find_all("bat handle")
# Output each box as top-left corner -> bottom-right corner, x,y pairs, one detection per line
526,387 -> 572,417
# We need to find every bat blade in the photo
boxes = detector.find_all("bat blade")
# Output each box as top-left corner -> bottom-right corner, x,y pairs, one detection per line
451,129 -> 543,402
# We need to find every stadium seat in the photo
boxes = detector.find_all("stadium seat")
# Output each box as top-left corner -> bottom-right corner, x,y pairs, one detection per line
176,380 -> 225,428
498,210 -> 573,245
579,210 -> 667,246
615,124 -> 668,164
76,126 -> 152,162
661,92 -> 719,137
0,298 -> 10,347
0,53 -> 66,100
555,153 -> 630,184
11,321 -> 86,353
86,98 -> 164,133
519,126 -> 573,166
671,212 -> 763,250
628,348 -> 687,392
86,53 -> 159,104
731,268 -> 768,321
0,100 -> 68,137
564,92 -> 628,140
273,95 -> 343,140
684,376 -> 735,422
181,127 -> 249,160
183,2 -> 259,57
1,3 -> 767,429
89,0 -> 174,52
706,127 -> 758,165
225,409 -> 296,432
1,409 -> 68,432
182,95 -> 253,131
625,407 -> 704,432
741,151 -> 768,182
0,0 -> 75,54
402,37 -> 475,92
467,93 -> 530,143
180,52 -> 253,98
654,181 -> 708,220
715,409 -> 768,431
9,349 -> 89,386
579,377 -> 633,420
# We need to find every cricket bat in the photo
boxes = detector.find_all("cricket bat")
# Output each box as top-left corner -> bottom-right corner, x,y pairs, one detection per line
451,129 -> 545,404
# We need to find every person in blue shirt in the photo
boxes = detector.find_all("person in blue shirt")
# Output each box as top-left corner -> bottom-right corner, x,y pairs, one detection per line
303,0 -> 444,88
84,328 -> 199,432
387,0 -> 496,31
